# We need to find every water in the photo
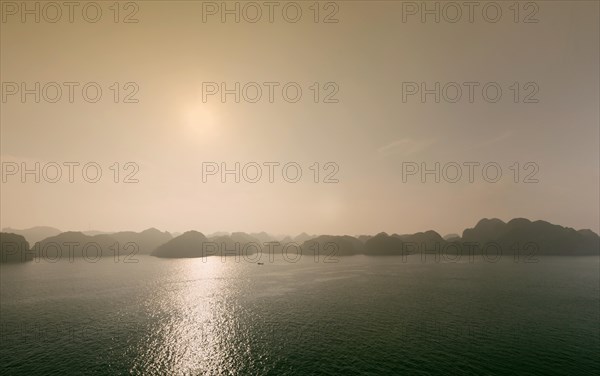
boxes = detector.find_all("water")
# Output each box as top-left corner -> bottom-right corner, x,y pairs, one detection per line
1,255 -> 598,375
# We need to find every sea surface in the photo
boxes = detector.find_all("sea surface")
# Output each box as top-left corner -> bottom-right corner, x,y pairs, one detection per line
1,255 -> 599,375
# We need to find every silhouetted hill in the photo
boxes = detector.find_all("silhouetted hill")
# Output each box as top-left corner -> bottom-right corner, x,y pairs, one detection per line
293,232 -> 315,244
444,233 -> 461,241
12,218 -> 595,260
301,235 -> 364,256
366,231 -> 450,256
395,230 -> 446,247
152,231 -> 209,258
364,232 -> 404,255
462,218 -> 599,255
0,233 -> 32,263
1,226 -> 61,245
357,235 -> 372,244
82,230 -> 114,236
110,228 -> 172,254
34,232 -> 118,259
361,220 -> 599,257
207,232 -> 262,255
230,232 -> 261,244
280,235 -> 294,244
249,232 -> 278,243
462,218 -> 507,242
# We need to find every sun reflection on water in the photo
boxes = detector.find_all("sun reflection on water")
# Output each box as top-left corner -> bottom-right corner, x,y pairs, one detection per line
129,258 -> 247,375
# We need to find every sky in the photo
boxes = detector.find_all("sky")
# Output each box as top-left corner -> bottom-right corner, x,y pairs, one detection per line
1,1 -> 598,236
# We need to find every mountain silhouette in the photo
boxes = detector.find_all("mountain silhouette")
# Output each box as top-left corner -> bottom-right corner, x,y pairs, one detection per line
249,232 -> 278,243
293,232 -> 315,244
1,226 -> 61,245
0,233 -> 32,263
361,219 -> 600,257
207,232 -> 262,255
364,232 -> 404,255
302,235 -> 365,256
394,230 -> 446,249
31,228 -> 172,259
4,218 -> 597,260
153,231 -> 264,258
34,232 -> 119,259
443,233 -> 461,241
152,231 -> 210,258
462,218 -> 599,255
109,228 -> 172,254
357,235 -> 373,244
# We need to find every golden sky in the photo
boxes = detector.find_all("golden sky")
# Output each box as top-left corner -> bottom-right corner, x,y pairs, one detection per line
1,1 -> 598,236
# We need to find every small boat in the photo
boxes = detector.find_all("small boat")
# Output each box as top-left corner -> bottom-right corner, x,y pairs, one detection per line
257,262 -> 264,265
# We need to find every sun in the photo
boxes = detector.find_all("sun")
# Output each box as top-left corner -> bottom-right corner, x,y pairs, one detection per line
181,104 -> 220,138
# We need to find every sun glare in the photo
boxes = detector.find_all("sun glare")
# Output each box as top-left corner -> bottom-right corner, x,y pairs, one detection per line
182,104 -> 220,138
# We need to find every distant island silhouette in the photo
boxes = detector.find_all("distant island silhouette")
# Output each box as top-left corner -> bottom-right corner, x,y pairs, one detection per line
1,218 -> 598,263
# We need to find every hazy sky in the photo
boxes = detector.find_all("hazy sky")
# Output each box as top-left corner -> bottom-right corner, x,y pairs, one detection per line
1,1 -> 598,236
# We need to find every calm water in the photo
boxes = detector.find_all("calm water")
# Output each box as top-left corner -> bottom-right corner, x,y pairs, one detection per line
1,255 -> 598,375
